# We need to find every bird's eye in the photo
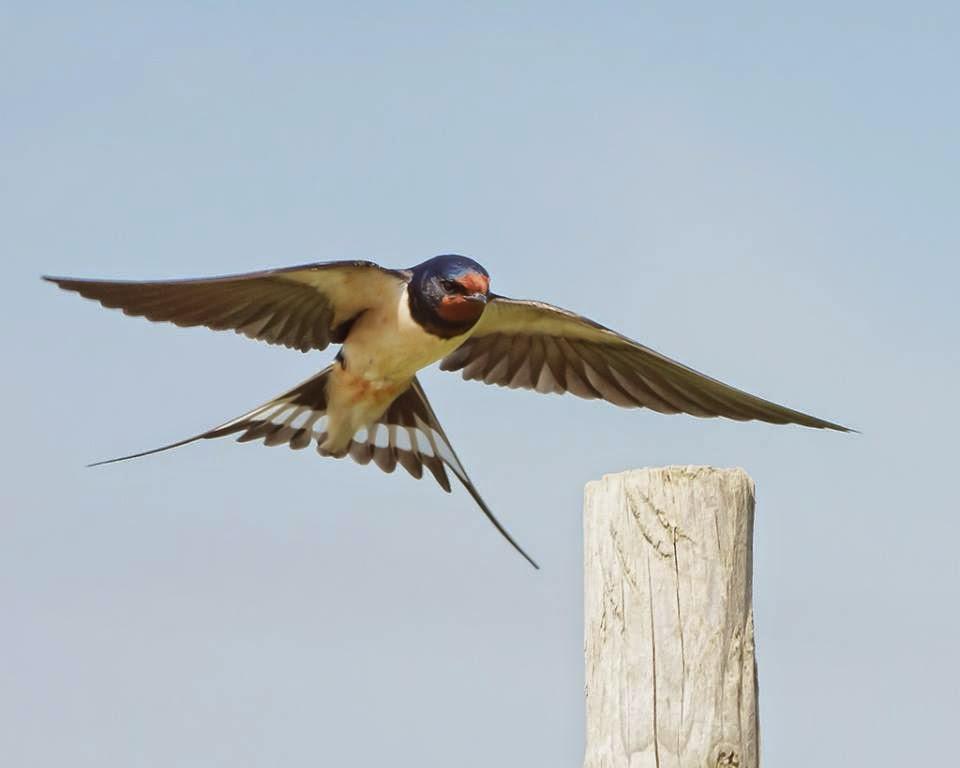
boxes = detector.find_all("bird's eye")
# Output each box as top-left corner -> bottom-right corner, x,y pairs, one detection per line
441,279 -> 459,293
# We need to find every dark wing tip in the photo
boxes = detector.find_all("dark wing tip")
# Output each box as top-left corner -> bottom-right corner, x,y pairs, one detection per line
829,422 -> 858,434
43,275 -> 87,292
783,410 -> 857,433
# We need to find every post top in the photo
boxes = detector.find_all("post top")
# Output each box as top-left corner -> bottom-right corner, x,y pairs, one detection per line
585,465 -> 754,493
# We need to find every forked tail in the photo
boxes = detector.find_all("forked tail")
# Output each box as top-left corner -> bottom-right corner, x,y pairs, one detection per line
91,367 -> 539,569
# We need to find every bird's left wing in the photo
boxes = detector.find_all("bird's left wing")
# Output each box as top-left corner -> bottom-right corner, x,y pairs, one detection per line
440,295 -> 851,431
45,261 -> 409,352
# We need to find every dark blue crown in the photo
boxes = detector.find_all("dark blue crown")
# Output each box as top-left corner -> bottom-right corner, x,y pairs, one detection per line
412,254 -> 488,280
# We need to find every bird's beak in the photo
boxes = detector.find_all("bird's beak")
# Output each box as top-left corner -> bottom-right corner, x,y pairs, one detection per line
465,293 -> 487,304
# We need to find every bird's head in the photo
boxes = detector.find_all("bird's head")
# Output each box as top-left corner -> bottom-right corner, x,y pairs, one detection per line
408,255 -> 490,337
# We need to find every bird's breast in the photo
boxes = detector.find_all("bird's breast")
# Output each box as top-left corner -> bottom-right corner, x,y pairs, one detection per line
341,285 -> 470,382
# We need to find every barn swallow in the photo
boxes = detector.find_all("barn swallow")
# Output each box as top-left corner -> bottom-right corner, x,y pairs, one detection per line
45,255 -> 850,568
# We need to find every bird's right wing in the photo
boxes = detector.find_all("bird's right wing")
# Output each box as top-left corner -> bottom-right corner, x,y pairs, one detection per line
441,295 -> 851,431
45,261 -> 409,352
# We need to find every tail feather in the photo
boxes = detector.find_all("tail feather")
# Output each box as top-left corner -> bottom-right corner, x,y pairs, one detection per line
88,367 -> 538,568
88,435 -> 207,467
87,367 -> 333,466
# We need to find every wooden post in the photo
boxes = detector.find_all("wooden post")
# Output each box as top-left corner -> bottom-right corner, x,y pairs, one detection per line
583,467 -> 759,768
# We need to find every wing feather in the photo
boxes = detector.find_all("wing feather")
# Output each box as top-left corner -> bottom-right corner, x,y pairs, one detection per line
440,295 -> 851,431
45,260 -> 407,352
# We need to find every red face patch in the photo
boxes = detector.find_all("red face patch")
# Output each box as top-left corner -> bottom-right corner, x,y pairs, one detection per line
437,294 -> 486,323
457,272 -> 489,295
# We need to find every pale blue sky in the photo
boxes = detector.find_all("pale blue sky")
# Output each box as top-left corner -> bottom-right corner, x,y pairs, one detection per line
3,3 -> 958,766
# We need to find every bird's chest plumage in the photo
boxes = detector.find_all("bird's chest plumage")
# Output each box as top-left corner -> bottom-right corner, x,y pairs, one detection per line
319,285 -> 469,453
341,284 -> 468,383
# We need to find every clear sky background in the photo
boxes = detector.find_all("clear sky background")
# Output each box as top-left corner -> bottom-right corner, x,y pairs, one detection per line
3,3 -> 958,766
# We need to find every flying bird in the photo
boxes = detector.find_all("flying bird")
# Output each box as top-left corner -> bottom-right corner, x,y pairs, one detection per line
46,255 -> 850,568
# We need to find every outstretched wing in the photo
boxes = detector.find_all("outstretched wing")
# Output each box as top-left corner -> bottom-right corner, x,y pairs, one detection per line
440,295 -> 851,431
45,261 -> 409,352
91,368 -> 538,569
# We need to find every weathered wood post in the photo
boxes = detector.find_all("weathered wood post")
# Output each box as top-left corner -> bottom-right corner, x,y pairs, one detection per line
583,466 -> 759,768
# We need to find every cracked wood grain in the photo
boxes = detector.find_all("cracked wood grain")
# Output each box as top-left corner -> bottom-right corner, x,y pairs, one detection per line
583,467 -> 759,768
